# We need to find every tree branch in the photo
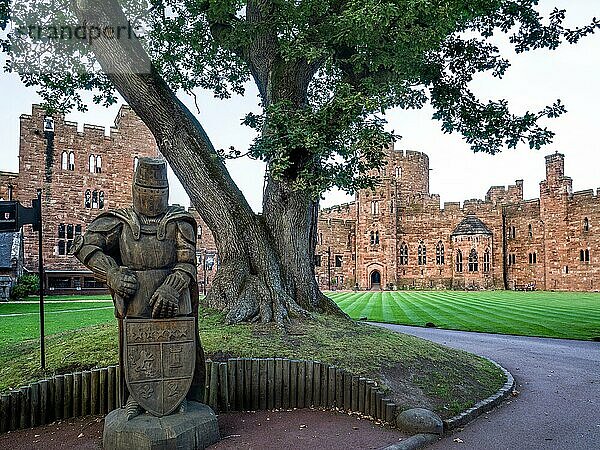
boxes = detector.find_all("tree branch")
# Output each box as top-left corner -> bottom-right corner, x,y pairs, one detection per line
71,0 -> 257,258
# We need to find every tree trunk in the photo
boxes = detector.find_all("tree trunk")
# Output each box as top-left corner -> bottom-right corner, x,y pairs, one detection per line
73,0 -> 345,325
263,178 -> 341,314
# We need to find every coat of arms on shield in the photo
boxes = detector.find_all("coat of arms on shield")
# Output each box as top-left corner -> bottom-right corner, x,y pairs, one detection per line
123,317 -> 196,416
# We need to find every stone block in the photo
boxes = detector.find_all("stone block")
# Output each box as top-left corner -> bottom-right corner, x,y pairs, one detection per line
396,407 -> 443,435
103,401 -> 220,450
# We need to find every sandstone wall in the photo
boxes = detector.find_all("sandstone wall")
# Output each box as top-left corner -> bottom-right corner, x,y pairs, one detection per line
15,105 -> 158,288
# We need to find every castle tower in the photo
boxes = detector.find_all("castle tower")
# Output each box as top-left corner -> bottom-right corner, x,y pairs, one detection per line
539,152 -> 572,290
355,147 -> 430,289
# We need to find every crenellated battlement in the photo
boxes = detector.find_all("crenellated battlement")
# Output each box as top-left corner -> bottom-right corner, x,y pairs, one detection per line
388,148 -> 429,162
21,104 -> 142,143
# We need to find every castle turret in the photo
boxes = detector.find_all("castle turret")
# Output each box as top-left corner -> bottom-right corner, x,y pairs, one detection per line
540,152 -> 572,291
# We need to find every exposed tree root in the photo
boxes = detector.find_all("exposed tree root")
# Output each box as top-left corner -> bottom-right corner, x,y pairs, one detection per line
206,263 -> 308,326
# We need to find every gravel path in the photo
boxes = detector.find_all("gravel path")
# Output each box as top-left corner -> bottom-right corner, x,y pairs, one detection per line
375,323 -> 600,450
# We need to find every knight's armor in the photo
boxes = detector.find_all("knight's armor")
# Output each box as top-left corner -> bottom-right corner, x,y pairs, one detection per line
73,206 -> 197,318
72,157 -> 204,417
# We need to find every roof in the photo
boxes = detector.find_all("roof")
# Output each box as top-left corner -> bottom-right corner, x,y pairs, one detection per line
451,216 -> 492,236
0,232 -> 18,269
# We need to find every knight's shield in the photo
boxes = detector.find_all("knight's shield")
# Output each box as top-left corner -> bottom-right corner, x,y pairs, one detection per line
123,317 -> 196,416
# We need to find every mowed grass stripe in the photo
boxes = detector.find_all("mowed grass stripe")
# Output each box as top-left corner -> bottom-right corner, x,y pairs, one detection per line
461,293 -> 597,317
0,301 -> 113,315
405,292 -> 579,337
328,290 -> 600,340
334,291 -> 373,318
419,292 -> 567,336
386,292 -> 560,336
414,292 -> 591,337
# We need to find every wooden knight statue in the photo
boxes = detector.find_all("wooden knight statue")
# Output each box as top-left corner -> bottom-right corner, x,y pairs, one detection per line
72,157 -> 205,420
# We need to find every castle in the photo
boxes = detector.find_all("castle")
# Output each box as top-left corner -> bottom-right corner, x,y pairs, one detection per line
1,105 -> 598,294
316,147 -> 600,292
0,105 -> 217,294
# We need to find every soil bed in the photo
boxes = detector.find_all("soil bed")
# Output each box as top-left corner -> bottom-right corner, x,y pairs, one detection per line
0,409 -> 407,450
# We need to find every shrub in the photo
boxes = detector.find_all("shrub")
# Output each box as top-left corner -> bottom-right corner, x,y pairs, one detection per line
10,274 -> 40,300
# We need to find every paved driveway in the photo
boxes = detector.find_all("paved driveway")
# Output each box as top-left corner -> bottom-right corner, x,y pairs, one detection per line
375,324 -> 600,450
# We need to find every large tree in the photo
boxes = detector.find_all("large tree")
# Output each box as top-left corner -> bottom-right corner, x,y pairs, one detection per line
1,0 -> 597,324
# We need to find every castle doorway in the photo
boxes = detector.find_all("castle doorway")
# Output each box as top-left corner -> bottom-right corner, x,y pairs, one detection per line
370,270 -> 381,290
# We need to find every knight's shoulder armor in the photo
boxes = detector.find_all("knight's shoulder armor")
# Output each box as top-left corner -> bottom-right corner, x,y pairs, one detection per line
157,206 -> 198,241
87,212 -> 125,233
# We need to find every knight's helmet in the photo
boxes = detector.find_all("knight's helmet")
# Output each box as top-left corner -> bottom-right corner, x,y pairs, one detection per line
132,157 -> 169,217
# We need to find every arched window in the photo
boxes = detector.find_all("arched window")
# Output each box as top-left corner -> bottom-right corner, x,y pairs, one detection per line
418,241 -> 426,265
455,250 -> 463,273
371,201 -> 379,215
99,191 -> 105,209
375,231 -> 380,245
528,224 -> 533,238
197,225 -> 203,239
483,248 -> 491,272
468,249 -> 478,272
89,155 -> 96,173
134,156 -> 139,171
528,252 -> 537,264
509,226 -> 516,239
84,189 -> 91,208
399,242 -> 408,265
435,241 -> 444,265
96,155 -> 102,173
583,217 -> 590,232
92,190 -> 99,209
370,231 -> 375,245
68,152 -> 75,171
395,166 -> 401,178
61,151 -> 68,170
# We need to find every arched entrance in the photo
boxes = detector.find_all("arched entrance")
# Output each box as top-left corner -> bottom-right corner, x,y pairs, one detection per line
370,270 -> 381,290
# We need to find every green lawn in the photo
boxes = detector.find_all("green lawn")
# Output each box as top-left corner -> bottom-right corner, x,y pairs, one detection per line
330,290 -> 600,340
0,296 -> 114,347
0,308 -> 505,419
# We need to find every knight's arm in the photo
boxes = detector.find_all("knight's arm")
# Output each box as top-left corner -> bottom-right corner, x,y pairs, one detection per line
71,217 -> 122,282
175,220 -> 198,282
161,220 -> 198,293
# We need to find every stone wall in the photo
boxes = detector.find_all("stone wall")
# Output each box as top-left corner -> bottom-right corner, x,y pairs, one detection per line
0,172 -> 18,201
4,105 -> 600,293
13,105 -> 159,290
315,218 -> 356,289
317,147 -> 600,292
189,207 -> 219,292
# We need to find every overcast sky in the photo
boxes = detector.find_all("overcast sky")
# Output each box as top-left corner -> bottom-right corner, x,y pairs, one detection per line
0,0 -> 599,211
